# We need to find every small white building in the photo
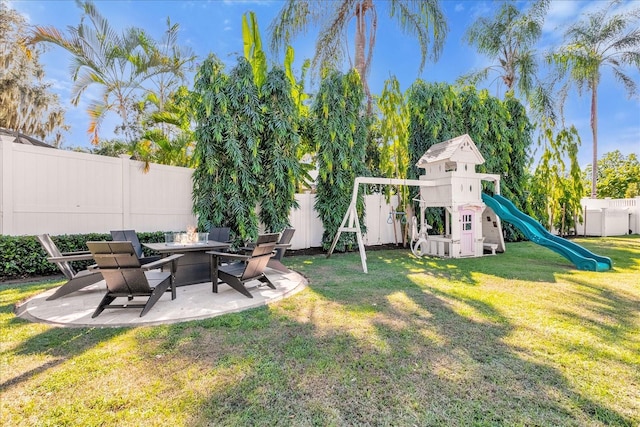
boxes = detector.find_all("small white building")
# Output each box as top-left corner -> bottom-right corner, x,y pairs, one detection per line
415,134 -> 503,258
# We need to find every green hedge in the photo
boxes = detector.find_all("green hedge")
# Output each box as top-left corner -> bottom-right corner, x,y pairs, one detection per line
0,232 -> 166,281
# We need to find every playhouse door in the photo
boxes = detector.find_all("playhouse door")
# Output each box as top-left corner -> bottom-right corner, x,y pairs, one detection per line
460,210 -> 474,256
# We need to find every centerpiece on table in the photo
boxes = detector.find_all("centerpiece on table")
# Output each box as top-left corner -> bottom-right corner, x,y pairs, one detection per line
164,226 -> 209,245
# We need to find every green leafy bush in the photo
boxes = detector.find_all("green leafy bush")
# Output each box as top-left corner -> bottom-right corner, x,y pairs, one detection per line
0,232 -> 166,281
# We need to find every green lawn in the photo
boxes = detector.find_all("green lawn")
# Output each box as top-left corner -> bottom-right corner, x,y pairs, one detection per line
1,236 -> 639,426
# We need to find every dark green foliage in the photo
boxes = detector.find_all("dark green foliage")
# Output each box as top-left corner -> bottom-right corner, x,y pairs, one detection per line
191,56 -> 262,244
0,235 -> 56,279
312,70 -> 368,250
258,67 -> 301,232
0,232 -> 165,280
407,81 -> 533,241
585,151 -> 640,199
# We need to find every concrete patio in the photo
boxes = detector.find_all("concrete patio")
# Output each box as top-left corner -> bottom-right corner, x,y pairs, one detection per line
15,268 -> 307,328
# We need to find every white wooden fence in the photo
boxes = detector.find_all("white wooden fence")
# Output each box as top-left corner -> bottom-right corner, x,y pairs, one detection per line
1,140 -> 404,250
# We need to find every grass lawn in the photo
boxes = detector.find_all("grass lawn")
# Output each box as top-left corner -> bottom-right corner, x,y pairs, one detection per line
1,236 -> 639,426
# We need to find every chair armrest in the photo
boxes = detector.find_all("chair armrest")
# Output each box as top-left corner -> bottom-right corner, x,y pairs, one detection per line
275,243 -> 292,249
61,250 -> 92,256
47,253 -> 94,263
142,253 -> 183,271
206,251 -> 250,261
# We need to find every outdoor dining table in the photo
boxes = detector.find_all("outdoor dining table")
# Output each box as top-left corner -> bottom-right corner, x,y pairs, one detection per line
143,241 -> 231,286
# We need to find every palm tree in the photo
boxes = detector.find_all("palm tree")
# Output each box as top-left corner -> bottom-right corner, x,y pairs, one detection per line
269,0 -> 448,112
29,1 -> 190,145
550,0 -> 640,198
459,0 -> 553,120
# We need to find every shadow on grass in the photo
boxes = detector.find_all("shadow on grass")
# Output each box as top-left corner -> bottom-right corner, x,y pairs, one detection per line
1,282 -> 127,393
551,274 -> 640,351
574,236 -> 640,271
324,235 -> 637,285
1,327 -> 126,392
142,249 -> 636,425
2,236 -> 636,425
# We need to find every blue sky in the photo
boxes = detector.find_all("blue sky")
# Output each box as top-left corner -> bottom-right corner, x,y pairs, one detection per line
10,0 -> 640,168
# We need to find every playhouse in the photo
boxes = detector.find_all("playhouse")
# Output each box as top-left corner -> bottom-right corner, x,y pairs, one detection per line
413,134 -> 504,258
328,134 -> 506,272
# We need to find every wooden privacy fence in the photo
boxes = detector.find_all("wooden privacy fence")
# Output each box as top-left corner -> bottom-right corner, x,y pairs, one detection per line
1,141 -> 404,250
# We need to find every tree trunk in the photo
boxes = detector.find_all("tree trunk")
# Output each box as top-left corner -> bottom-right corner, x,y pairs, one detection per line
590,83 -> 598,198
354,0 -> 373,114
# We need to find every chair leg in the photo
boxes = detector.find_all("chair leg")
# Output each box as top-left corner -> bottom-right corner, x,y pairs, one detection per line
222,276 -> 253,298
258,274 -> 276,289
140,280 -> 171,317
46,272 -> 104,300
92,294 -> 116,318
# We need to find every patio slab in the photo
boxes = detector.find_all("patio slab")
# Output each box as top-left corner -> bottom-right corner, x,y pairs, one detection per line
15,268 -> 307,328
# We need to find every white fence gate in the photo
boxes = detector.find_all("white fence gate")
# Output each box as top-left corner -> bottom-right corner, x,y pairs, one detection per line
1,141 -> 405,250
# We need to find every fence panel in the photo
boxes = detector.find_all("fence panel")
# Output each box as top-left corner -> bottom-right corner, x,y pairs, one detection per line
127,160 -> 197,232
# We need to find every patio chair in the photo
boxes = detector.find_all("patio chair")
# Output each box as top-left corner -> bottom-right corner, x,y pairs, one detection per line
110,230 -> 161,265
208,226 -> 231,243
37,234 -> 104,301
270,228 -> 295,272
207,233 -> 279,298
87,241 -> 183,318
241,228 -> 295,272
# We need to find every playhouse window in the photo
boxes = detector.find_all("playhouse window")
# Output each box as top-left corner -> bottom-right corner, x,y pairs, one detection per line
445,161 -> 457,172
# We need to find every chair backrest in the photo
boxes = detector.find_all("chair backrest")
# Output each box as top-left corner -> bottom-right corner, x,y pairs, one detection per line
241,238 -> 277,281
208,227 -> 231,243
37,234 -> 75,280
87,241 -> 150,294
278,228 -> 296,245
252,233 -> 280,256
274,228 -> 295,261
110,230 -> 144,259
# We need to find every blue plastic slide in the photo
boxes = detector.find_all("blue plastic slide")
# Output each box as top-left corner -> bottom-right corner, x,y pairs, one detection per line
482,193 -> 612,272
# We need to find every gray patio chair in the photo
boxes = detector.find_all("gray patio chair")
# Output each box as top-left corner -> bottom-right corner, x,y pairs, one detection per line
110,230 -> 161,265
87,241 -> 183,318
270,228 -> 295,272
37,234 -> 104,300
208,226 -> 232,243
241,228 -> 295,272
207,233 -> 278,298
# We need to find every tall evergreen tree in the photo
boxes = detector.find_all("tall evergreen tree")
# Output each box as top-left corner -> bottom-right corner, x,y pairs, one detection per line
312,69 -> 368,250
191,56 -> 262,244
460,1 -> 550,106
407,81 -> 533,239
258,68 -> 302,232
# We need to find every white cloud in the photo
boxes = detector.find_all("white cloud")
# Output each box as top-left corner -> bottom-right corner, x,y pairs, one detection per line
543,0 -> 582,34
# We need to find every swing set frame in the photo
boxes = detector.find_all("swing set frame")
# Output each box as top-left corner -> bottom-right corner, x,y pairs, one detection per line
327,177 -> 436,273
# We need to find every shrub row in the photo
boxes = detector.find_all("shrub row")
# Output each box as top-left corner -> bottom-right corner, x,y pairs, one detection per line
0,232 -> 165,281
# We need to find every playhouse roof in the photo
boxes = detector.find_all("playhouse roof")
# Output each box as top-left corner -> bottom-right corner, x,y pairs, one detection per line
416,134 -> 485,168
